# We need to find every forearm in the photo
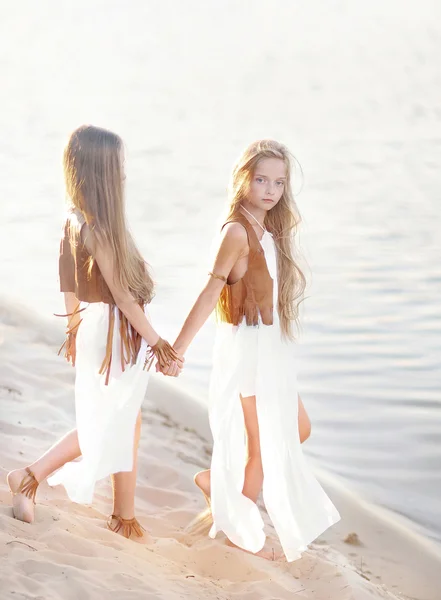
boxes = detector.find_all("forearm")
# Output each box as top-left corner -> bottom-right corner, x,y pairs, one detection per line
173,287 -> 219,355
172,221 -> 246,355
63,292 -> 81,331
116,296 -> 159,347
84,233 -> 163,350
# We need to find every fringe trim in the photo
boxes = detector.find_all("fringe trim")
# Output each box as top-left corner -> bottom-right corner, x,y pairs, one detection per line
143,337 -> 179,371
98,305 -> 144,385
216,300 -> 261,327
57,302 -> 144,385
12,468 -> 39,504
107,515 -> 145,539
55,302 -> 87,367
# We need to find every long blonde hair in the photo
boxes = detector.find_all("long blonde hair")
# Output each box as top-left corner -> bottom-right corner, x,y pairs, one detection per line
63,125 -> 154,304
226,139 -> 306,338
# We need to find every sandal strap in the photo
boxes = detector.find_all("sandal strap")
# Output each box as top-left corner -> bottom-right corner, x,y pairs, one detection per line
12,468 -> 39,504
107,515 -> 145,539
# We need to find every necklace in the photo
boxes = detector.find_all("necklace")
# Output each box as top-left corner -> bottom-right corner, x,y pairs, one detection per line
241,205 -> 267,233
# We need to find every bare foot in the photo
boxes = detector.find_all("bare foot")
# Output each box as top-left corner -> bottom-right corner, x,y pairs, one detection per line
194,469 -> 211,506
226,538 -> 279,561
184,470 -> 213,535
107,515 -> 151,544
7,468 -> 39,524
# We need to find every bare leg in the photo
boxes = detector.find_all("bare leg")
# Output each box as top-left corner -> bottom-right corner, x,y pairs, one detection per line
28,430 -> 81,482
221,394 -> 272,557
7,429 -> 81,523
195,394 -> 311,499
298,395 -> 312,442
240,394 -> 264,502
193,470 -> 211,505
111,412 -> 141,519
108,412 -> 149,542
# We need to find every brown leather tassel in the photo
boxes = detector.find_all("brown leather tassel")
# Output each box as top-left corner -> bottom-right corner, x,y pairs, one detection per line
99,304 -> 115,384
118,312 -> 143,375
133,327 -> 141,357
245,303 -> 259,326
54,303 -> 87,321
126,313 -> 139,365
13,468 -> 39,504
56,303 -> 86,366
119,313 -> 129,372
107,515 -> 145,539
58,302 -> 145,384
125,313 -> 136,359
144,337 -> 179,372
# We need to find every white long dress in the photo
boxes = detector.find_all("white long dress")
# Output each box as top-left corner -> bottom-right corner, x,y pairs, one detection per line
48,303 -> 150,504
208,230 -> 340,561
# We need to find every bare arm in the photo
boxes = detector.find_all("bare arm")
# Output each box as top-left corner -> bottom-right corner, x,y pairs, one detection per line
60,291 -> 81,366
85,230 -> 160,347
173,223 -> 248,356
64,291 -> 81,328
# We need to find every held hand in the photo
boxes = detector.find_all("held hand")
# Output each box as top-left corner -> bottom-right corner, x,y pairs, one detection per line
155,352 -> 185,378
148,337 -> 182,375
164,360 -> 180,377
64,331 -> 77,366
164,353 -> 185,377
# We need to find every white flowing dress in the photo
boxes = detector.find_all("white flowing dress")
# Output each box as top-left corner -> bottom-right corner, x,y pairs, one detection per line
208,230 -> 340,561
48,303 -> 150,504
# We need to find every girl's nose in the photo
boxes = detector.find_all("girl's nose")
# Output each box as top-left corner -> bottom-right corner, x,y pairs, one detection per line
266,182 -> 275,195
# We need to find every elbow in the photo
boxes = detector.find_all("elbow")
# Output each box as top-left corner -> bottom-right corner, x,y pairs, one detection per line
202,287 -> 221,309
114,293 -> 136,314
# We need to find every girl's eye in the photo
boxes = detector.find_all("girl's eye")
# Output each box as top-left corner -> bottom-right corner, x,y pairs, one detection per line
276,181 -> 284,186
256,177 -> 264,183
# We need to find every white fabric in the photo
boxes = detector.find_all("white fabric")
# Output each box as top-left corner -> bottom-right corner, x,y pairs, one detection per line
208,231 -> 341,561
48,303 -> 150,504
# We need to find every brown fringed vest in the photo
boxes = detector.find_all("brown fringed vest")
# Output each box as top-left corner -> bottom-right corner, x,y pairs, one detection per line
58,210 -> 144,384
216,213 -> 274,327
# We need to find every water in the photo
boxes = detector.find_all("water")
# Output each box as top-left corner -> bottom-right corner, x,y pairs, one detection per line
1,0 -> 440,545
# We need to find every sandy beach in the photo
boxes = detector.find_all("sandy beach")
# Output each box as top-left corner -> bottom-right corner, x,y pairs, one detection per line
1,308 -> 440,600
1,0 -> 440,548
1,1 -> 440,598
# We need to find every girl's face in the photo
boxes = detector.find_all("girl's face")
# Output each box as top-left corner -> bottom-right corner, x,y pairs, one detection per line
247,158 -> 286,211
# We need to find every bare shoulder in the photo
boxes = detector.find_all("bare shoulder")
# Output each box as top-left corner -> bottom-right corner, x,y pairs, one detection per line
221,221 -> 249,248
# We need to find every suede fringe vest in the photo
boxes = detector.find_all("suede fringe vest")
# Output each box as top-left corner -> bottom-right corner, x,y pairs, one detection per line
216,214 -> 274,327
58,210 -> 144,384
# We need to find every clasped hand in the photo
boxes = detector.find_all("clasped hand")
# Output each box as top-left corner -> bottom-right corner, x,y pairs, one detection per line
155,353 -> 185,378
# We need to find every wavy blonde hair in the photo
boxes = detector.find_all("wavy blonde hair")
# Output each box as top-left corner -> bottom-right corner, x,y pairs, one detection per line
63,125 -> 154,304
226,139 -> 306,338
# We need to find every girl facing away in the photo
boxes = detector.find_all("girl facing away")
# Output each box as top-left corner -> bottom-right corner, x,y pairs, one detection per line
7,125 -> 183,540
164,139 -> 340,560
